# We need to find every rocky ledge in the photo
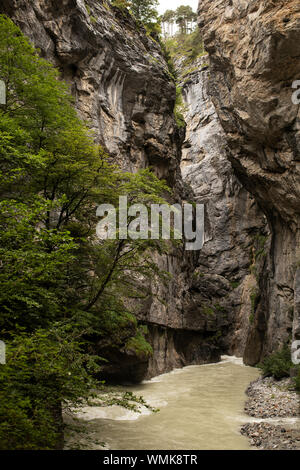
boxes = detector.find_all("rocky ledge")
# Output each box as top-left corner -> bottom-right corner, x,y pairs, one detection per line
241,377 -> 300,450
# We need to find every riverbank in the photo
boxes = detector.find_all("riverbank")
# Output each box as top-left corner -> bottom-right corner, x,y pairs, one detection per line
241,377 -> 300,450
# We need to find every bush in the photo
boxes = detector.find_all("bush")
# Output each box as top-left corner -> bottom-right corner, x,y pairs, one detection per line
164,29 -> 205,71
258,345 -> 293,380
0,328 -> 101,450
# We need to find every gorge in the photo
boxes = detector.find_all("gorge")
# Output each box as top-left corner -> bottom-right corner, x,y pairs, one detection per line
0,0 -> 299,451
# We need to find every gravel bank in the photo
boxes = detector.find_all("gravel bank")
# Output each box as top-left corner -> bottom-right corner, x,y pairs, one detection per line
241,377 -> 300,450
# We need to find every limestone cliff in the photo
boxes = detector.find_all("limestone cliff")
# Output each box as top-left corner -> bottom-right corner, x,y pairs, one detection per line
198,0 -> 300,364
179,56 -> 267,356
1,0 -> 181,183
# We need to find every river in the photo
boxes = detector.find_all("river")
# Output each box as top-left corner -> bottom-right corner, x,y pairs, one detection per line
65,356 -> 263,450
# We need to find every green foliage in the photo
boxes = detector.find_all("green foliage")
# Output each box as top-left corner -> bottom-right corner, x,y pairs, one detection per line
125,326 -> 153,357
0,15 -> 170,449
94,390 -> 159,413
175,6 -> 197,35
249,288 -> 259,324
161,5 -> 197,36
214,303 -> 226,313
159,39 -> 177,80
174,86 -> 186,128
161,29 -> 205,128
258,345 -> 293,380
254,234 -> 267,261
249,233 -> 268,281
161,9 -> 175,24
164,29 -> 205,72
230,281 -> 240,289
202,305 -> 214,317
110,0 -> 160,35
111,0 -> 131,10
295,368 -> 300,392
0,199 -> 78,330
207,330 -> 222,344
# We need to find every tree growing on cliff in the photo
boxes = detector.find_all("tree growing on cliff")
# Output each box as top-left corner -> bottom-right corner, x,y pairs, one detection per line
129,0 -> 161,35
110,0 -> 131,9
110,0 -> 160,35
160,5 -> 197,38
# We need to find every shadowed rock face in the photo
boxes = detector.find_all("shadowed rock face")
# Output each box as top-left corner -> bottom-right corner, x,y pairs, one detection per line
198,0 -> 300,363
180,56 -> 267,356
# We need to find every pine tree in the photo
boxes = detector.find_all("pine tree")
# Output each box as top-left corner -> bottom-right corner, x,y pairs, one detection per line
130,0 -> 159,26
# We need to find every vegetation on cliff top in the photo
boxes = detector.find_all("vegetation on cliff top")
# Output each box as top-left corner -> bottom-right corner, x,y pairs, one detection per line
111,0 -> 161,35
109,2 -> 202,129
164,29 -> 206,72
161,5 -> 197,36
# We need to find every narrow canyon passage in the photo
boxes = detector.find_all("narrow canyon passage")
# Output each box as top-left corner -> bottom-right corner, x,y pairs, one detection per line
70,357 -> 260,450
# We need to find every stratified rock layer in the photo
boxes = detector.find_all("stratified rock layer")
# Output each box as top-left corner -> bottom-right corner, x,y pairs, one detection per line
198,0 -> 300,363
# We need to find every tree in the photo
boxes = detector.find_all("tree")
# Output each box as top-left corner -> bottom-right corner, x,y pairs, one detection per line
0,14 -> 173,449
161,9 -> 175,37
160,5 -> 197,38
175,5 -> 197,35
110,0 -> 131,9
130,0 -> 159,27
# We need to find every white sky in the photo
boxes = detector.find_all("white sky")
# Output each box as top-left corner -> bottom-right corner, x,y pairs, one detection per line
158,0 -> 198,15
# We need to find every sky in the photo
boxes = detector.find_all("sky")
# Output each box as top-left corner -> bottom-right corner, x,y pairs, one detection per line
158,0 -> 198,15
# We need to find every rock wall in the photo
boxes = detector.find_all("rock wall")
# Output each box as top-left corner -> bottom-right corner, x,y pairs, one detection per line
1,0 -> 181,183
198,0 -> 300,364
179,56 -> 267,356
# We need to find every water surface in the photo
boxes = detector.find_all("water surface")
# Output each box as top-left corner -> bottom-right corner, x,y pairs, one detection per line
68,356 -> 261,450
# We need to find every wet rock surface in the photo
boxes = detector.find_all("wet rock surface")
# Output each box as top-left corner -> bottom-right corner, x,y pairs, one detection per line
2,0 -> 300,381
